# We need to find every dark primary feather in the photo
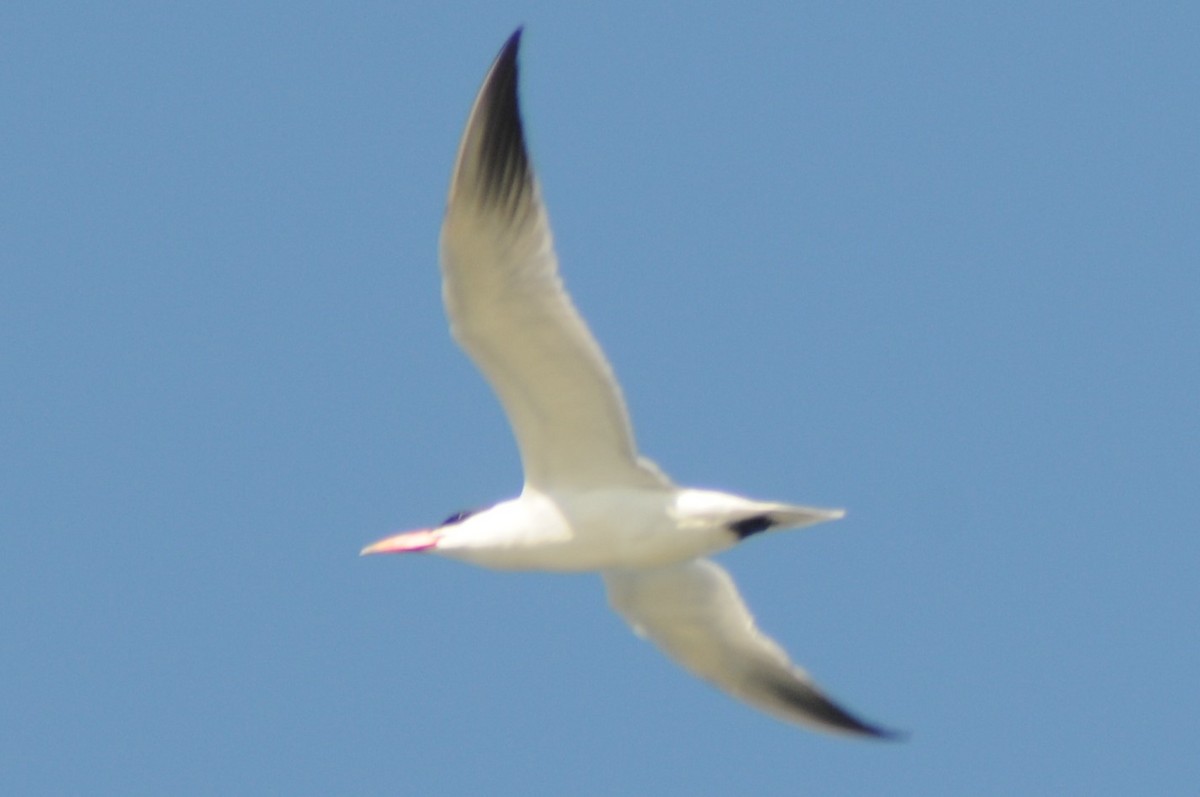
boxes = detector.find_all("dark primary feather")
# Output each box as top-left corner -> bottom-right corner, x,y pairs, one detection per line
472,29 -> 532,218
756,668 -> 901,739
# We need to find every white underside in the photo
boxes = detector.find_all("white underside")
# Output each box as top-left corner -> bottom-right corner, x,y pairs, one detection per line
431,487 -> 727,571
430,486 -> 842,572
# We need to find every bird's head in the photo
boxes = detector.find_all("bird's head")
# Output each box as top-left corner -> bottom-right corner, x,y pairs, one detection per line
359,507 -> 485,556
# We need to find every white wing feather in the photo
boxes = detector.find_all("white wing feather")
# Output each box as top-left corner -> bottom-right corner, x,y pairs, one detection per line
604,559 -> 894,738
440,31 -> 668,491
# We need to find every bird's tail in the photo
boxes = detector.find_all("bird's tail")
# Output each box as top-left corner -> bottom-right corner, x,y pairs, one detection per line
764,502 -> 845,529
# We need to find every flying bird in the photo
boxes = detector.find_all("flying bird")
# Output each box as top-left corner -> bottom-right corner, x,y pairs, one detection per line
362,28 -> 897,739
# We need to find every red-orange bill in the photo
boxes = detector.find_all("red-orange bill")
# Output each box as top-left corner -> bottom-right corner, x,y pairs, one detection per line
360,529 -> 440,556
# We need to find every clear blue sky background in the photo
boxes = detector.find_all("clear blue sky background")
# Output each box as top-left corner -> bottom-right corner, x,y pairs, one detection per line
3,3 -> 1197,795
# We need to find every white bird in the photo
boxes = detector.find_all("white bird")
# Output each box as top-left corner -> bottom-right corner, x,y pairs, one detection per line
363,28 -> 897,739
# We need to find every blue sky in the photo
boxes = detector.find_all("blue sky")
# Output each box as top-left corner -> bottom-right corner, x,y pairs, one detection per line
3,3 -> 1197,795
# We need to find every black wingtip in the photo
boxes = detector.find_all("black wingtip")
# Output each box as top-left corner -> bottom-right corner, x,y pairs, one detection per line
763,675 -> 905,740
491,27 -> 523,76
470,27 -> 532,214
820,705 -> 905,742
503,25 -> 524,55
850,716 -> 908,742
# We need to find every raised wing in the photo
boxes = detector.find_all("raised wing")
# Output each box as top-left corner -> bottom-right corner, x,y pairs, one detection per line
440,29 -> 668,491
604,559 -> 897,738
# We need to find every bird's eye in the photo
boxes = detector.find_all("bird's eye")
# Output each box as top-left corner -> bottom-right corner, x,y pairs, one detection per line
440,508 -> 480,526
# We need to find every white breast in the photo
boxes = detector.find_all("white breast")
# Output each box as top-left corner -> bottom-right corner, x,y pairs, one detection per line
433,487 -> 739,572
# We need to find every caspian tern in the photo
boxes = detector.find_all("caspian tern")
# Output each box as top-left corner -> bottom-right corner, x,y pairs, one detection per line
363,28 -> 897,739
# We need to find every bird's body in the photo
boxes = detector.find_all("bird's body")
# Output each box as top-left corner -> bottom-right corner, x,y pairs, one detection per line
406,487 -> 842,572
362,28 -> 897,740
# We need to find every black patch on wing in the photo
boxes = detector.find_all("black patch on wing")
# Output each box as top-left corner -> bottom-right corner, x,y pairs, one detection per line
762,674 -> 902,740
729,514 -> 776,540
474,28 -> 532,215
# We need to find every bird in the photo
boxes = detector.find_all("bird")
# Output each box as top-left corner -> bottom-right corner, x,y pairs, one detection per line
362,28 -> 898,740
